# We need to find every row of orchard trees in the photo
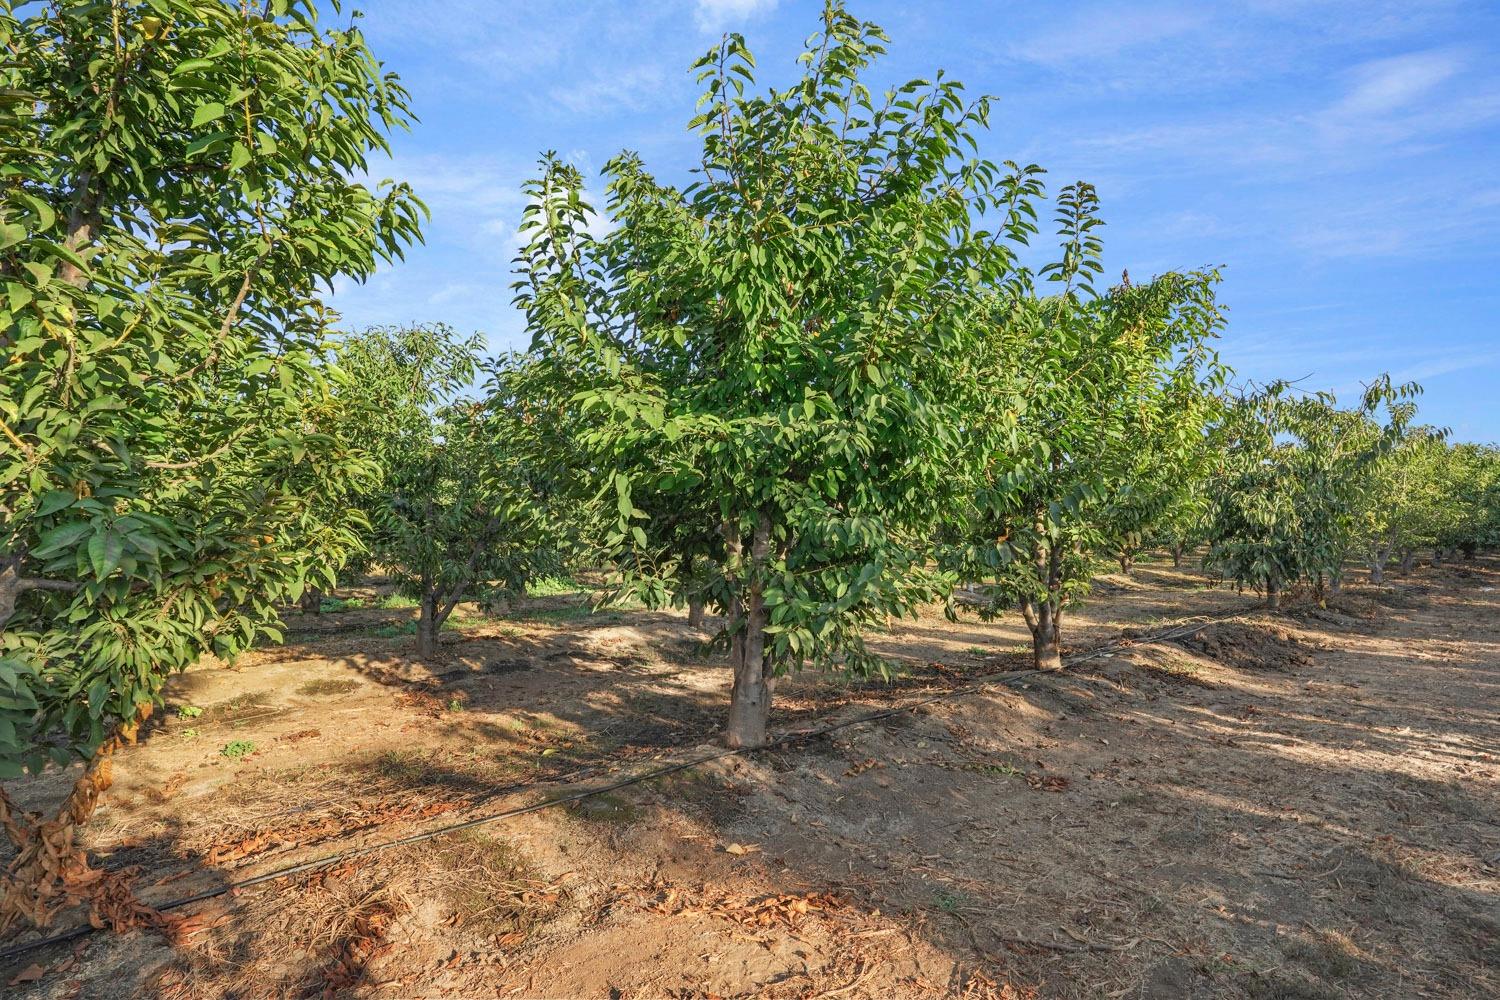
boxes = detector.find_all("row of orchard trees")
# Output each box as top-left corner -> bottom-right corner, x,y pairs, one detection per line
2,0 -> 1498,926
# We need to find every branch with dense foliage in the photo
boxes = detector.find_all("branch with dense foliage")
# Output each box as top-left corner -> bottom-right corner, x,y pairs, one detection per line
0,0 -> 422,928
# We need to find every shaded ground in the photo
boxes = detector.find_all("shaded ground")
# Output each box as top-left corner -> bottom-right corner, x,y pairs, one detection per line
1,557 -> 1496,998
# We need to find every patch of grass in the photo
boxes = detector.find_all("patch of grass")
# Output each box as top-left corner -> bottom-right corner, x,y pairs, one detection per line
319,596 -> 365,612
296,678 -> 359,697
201,691 -> 274,722
527,574 -> 585,597
565,791 -> 638,824
219,740 -> 256,759
175,705 -> 203,720
1281,929 -> 1362,981
371,749 -> 433,784
431,832 -> 562,936
180,728 -> 199,739
376,621 -> 418,638
512,604 -> 623,625
965,761 -> 1023,779
376,593 -> 418,609
963,646 -> 988,656
643,769 -> 748,824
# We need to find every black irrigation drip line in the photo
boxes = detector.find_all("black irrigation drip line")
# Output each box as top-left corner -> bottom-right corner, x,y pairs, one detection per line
0,603 -> 1258,964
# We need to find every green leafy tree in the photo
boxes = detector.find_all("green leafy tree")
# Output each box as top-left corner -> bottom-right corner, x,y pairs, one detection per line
337,325 -> 567,658
0,0 -> 420,927
1355,424 -> 1448,584
1204,378 -> 1417,605
1432,442 -> 1500,561
516,2 -> 1040,746
948,191 -> 1226,670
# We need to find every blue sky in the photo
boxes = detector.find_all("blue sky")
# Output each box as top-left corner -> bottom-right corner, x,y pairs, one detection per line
330,0 -> 1500,442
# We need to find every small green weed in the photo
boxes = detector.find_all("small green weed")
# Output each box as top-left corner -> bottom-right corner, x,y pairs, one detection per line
963,646 -> 988,656
933,889 -> 964,913
219,740 -> 256,759
180,728 -> 199,739
176,705 -> 203,720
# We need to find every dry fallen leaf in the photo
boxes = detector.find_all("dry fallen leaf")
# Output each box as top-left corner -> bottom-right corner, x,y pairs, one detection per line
724,842 -> 761,856
8,964 -> 46,987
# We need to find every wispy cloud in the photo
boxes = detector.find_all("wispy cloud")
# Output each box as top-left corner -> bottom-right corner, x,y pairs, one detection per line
548,65 -> 673,115
1328,49 -> 1463,117
694,0 -> 779,33
1007,4 -> 1206,67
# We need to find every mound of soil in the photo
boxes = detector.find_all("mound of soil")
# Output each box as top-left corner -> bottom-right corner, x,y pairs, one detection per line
1173,621 -> 1314,672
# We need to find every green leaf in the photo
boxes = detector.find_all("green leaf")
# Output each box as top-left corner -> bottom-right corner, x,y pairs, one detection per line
192,101 -> 226,127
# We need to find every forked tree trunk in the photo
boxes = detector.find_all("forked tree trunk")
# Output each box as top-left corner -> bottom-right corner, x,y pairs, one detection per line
1020,596 -> 1064,671
725,516 -> 773,748
1118,553 -> 1134,575
1399,549 -> 1416,575
300,587 -> 323,615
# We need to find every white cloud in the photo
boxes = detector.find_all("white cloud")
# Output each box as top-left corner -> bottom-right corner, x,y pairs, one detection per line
1327,49 -> 1465,118
549,65 -> 671,115
1007,5 -> 1206,67
694,0 -> 779,33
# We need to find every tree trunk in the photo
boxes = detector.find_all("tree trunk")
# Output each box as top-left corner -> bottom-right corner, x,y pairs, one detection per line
416,588 -> 439,659
687,596 -> 705,628
725,516 -> 773,748
1170,544 -> 1183,568
1118,553 -> 1133,575
300,587 -> 323,615
1399,549 -> 1415,575
1265,576 -> 1281,610
1020,597 -> 1064,671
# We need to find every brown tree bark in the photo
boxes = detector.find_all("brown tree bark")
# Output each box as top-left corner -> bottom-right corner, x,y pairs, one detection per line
416,584 -> 439,659
725,515 -> 773,748
1021,597 -> 1064,671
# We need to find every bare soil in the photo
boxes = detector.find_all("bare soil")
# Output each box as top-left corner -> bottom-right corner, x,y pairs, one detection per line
2,558 -> 1496,999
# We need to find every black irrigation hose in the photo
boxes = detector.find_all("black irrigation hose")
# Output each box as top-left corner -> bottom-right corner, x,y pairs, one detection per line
0,603 -> 1257,964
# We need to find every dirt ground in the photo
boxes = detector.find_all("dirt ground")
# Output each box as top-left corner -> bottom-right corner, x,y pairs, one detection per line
2,556 -> 1496,999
